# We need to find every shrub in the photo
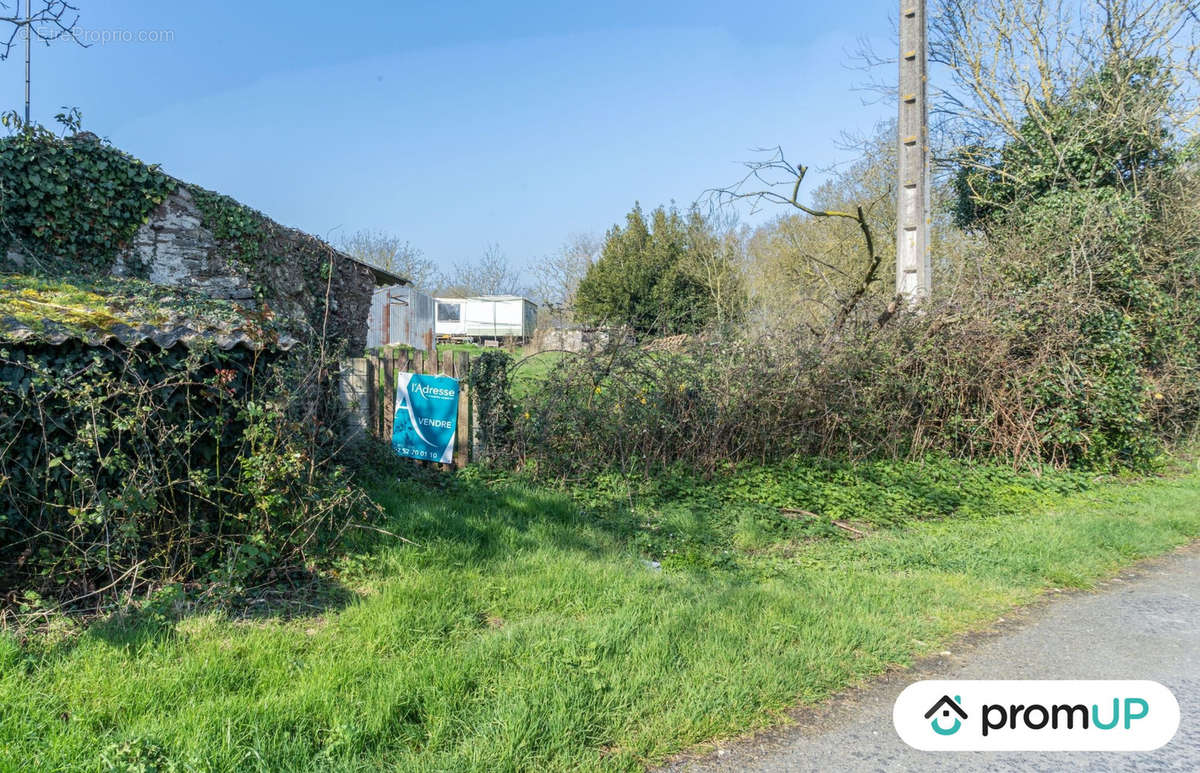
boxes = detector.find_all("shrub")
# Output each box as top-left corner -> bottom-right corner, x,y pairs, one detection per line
467,350 -> 515,463
0,338 -> 372,610
484,57 -> 1200,479
502,242 -> 1198,478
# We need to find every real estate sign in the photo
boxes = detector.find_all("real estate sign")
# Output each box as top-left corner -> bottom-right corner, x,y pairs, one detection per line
391,372 -> 460,463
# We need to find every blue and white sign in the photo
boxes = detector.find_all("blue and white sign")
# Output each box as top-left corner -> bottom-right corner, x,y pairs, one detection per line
391,372 -> 460,463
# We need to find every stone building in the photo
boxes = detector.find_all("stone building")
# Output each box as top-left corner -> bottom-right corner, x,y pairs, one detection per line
107,185 -> 406,352
1,132 -> 405,353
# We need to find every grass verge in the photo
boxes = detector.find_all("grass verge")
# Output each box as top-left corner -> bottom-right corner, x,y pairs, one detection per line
2,456 -> 1199,771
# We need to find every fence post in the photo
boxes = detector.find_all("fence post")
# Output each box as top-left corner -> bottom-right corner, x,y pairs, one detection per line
365,358 -> 378,440
454,352 -> 470,468
382,354 -> 395,441
470,361 -> 483,462
340,358 -> 369,442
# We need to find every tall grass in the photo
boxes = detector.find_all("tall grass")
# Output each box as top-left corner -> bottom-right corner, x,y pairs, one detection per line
2,457 -> 1199,771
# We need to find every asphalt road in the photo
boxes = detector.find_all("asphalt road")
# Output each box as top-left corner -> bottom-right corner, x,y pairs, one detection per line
665,543 -> 1200,772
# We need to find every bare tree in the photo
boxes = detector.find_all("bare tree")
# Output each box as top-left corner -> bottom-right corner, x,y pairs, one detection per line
684,209 -> 747,329
0,0 -> 82,60
930,0 -> 1200,207
530,233 -> 599,324
2,1 -> 86,125
710,147 -> 886,335
339,229 -> 439,291
441,243 -> 524,297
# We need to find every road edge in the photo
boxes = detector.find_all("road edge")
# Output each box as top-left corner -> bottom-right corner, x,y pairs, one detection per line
657,538 -> 1200,771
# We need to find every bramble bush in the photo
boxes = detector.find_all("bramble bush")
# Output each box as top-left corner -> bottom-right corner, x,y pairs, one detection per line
0,339 -> 373,613
495,58 -> 1199,478
502,195 -> 1198,478
0,116 -> 379,614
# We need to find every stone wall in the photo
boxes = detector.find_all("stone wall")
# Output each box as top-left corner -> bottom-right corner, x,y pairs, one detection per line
529,326 -> 622,354
111,185 -> 376,353
111,186 -> 254,301
0,133 -> 379,354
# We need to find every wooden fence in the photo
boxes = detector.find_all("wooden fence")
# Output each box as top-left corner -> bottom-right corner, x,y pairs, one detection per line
343,349 -> 475,469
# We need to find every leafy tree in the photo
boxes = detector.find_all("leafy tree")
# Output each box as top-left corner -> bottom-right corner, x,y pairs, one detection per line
949,53 -> 1198,469
575,204 -> 731,336
954,57 -> 1177,228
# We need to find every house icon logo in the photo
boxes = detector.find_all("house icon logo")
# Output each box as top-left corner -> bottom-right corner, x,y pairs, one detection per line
924,695 -> 967,735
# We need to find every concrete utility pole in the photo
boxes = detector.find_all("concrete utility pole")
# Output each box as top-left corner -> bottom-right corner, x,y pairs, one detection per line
24,0 -> 31,125
896,0 -> 931,302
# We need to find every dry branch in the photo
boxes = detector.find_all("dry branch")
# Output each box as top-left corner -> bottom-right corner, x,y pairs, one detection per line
0,0 -> 85,61
707,148 -> 883,335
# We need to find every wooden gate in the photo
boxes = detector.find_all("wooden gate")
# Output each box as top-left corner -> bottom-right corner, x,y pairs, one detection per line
347,349 -> 474,469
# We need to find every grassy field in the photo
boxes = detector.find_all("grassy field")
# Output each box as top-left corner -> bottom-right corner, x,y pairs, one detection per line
3,456 -> 1200,771
432,341 -> 568,398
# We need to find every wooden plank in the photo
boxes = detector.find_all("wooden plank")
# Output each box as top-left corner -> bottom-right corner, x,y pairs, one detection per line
365,358 -> 378,440
440,349 -> 453,377
379,356 -> 388,439
382,354 -> 396,441
409,350 -> 424,468
454,352 -> 470,468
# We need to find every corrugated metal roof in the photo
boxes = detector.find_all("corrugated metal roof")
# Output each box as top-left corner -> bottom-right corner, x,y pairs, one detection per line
0,318 -> 297,350
434,295 -> 532,303
1,275 -> 299,351
358,262 -> 410,287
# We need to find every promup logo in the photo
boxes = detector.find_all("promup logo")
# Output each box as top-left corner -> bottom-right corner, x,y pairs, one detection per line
894,680 -> 1179,751
924,695 -> 967,735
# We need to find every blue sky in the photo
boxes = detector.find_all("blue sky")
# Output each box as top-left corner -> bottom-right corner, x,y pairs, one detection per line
0,1 -> 896,275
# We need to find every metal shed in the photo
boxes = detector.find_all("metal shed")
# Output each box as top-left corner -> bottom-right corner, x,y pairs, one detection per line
434,295 -> 538,341
366,285 -> 436,352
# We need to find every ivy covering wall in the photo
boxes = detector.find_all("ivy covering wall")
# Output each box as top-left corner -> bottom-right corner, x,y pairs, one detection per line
0,127 -> 373,608
0,126 -> 375,352
0,129 -> 174,275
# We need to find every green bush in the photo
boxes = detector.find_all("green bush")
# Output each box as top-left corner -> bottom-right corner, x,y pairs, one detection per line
0,122 -> 174,275
0,339 -> 370,609
500,59 -> 1200,478
503,244 -> 1197,477
574,204 -> 738,336
467,350 -> 515,462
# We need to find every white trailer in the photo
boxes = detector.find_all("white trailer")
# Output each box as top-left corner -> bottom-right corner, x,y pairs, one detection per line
434,295 -> 537,341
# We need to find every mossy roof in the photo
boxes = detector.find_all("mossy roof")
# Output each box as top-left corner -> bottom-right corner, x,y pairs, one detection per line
0,274 -> 297,350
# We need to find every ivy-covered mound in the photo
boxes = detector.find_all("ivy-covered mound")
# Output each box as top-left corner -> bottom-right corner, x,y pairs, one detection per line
0,128 -> 174,275
0,122 -> 380,608
0,275 -> 367,608
0,126 -> 376,352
